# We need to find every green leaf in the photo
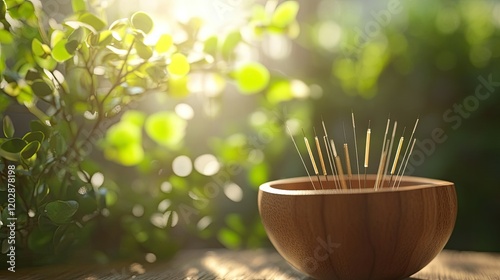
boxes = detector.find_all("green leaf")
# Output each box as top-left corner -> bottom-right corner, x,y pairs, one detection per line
72,0 -> 87,12
1,138 -> 25,153
21,140 -> 40,160
168,76 -> 189,98
78,12 -> 106,32
22,131 -> 45,143
34,56 -> 57,71
0,95 -> 8,113
104,143 -> 144,166
155,34 -> 173,53
31,79 -> 53,97
5,0 -> 21,19
146,65 -> 167,82
52,39 -> 74,62
18,1 -> 34,19
53,225 -> 67,251
50,134 -> 67,156
68,27 -> 84,43
203,36 -> 218,56
35,183 -> 49,204
105,190 -> 118,206
217,228 -> 241,249
65,40 -> 80,54
3,82 -> 19,97
38,214 -> 57,232
235,62 -> 270,94
267,80 -> 293,104
271,1 -> 299,28
98,30 -> 113,45
106,122 -> 142,148
3,71 -> 20,83
54,224 -> 77,254
50,29 -> 65,48
0,29 -> 13,44
25,69 -> 41,81
1,207 -> 9,225
109,18 -> 128,33
3,115 -> 14,138
135,40 -> 152,59
28,227 -> 52,252
131,11 -> 154,34
221,31 -> 241,59
120,145 -> 144,166
45,200 -> 79,224
30,120 -> 50,136
145,112 -> 186,148
167,53 -> 190,77
88,30 -> 113,46
0,138 -> 26,161
32,38 -> 50,57
17,85 -> 35,104
0,57 -> 5,74
121,110 -> 146,127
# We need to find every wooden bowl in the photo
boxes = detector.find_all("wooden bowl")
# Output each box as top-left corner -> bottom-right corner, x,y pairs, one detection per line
258,175 -> 457,280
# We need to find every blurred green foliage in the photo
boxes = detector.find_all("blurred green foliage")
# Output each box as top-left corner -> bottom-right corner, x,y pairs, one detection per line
0,0 -> 307,265
297,0 -> 500,251
0,0 -> 498,267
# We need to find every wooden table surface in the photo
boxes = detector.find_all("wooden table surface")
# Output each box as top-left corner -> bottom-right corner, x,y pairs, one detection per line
10,249 -> 500,279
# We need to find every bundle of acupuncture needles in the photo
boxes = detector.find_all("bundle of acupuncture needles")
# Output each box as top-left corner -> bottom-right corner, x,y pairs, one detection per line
287,112 -> 419,191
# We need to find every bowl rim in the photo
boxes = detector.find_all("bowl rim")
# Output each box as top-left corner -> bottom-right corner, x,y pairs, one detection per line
259,175 -> 453,196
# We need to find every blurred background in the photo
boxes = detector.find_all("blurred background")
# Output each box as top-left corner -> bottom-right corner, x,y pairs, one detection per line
110,0 -> 500,253
1,0 -> 499,266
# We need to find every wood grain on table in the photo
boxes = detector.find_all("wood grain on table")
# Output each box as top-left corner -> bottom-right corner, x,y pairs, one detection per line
11,249 -> 500,280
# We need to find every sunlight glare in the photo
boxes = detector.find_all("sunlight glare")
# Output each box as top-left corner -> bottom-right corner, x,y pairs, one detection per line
194,154 -> 220,176
91,172 -> 104,188
161,181 -> 173,193
158,199 -> 172,212
172,155 -> 193,177
223,182 -> 243,202
197,216 -> 212,230
117,0 -> 252,39
317,21 -> 342,50
132,204 -> 144,217
145,253 -> 157,263
175,103 -> 195,120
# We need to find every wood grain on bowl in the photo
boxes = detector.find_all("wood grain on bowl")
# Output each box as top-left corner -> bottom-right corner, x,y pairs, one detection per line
258,175 -> 457,280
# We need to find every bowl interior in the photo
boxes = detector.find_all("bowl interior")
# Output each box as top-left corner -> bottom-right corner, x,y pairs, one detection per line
261,174 -> 452,194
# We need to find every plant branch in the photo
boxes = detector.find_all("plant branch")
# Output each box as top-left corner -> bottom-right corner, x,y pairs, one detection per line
101,40 -> 136,105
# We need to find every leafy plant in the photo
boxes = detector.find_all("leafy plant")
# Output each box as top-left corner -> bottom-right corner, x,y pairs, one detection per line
0,0 -> 306,265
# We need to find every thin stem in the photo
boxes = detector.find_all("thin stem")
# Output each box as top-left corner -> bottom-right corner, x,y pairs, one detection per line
286,125 -> 316,190
101,40 -> 136,104
394,118 -> 419,185
352,111 -> 361,188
